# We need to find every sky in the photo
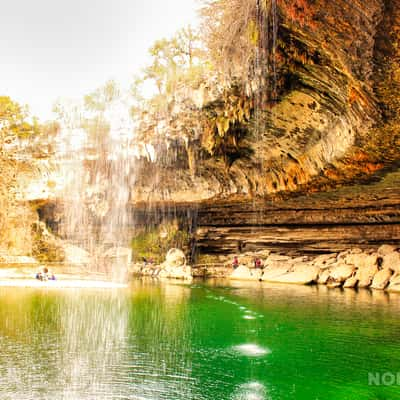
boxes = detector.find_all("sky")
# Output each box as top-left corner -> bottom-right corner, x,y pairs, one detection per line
0,0 -> 200,121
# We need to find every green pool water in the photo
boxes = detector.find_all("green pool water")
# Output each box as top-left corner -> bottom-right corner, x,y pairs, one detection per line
0,279 -> 399,400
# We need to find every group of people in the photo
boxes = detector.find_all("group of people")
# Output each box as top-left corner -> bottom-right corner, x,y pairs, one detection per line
35,267 -> 56,281
232,256 -> 263,269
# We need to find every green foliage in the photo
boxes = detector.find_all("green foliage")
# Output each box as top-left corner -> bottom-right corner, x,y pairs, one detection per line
131,222 -> 190,263
84,80 -> 120,112
141,26 -> 206,97
0,96 -> 40,148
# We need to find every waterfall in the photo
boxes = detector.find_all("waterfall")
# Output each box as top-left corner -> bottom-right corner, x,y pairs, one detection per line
271,0 -> 278,100
56,94 -> 134,280
254,0 -> 279,105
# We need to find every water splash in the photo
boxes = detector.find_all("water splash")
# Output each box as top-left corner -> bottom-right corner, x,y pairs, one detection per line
232,343 -> 271,357
232,382 -> 269,400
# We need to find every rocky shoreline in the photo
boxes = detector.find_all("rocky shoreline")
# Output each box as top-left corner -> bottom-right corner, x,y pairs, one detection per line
2,245 -> 400,293
132,245 -> 400,293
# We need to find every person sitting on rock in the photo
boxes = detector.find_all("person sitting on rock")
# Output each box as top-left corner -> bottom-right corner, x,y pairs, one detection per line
232,256 -> 239,269
36,267 -> 48,281
254,258 -> 263,269
36,267 -> 56,281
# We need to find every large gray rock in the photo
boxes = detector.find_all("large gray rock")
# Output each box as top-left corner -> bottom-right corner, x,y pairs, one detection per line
156,248 -> 191,280
165,248 -> 186,267
371,268 -> 393,290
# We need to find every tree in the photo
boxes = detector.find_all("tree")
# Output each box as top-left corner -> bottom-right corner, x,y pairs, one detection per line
142,26 -> 206,96
84,80 -> 120,112
0,96 -> 40,151
200,0 -> 279,81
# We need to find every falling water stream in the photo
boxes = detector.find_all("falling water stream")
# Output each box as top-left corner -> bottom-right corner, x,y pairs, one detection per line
57,98 -> 134,279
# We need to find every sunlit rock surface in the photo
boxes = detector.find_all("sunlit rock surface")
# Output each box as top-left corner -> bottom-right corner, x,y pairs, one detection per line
4,0 -> 400,262
130,0 -> 400,202
124,0 -> 400,257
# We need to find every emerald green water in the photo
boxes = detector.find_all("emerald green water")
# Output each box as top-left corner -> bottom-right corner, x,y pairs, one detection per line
1,280 -> 400,400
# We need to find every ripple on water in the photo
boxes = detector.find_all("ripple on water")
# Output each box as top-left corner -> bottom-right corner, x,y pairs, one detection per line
232,344 -> 271,357
243,315 -> 256,320
232,382 -> 268,400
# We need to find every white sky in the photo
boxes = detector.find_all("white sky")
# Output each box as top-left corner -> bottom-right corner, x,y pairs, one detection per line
0,0 -> 200,121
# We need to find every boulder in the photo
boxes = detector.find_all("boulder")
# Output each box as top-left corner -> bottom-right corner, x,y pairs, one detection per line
345,253 -> 377,269
387,275 -> 400,293
261,263 -> 292,281
329,263 -> 356,283
159,265 -> 192,280
165,248 -> 186,267
355,264 -> 379,288
230,265 -> 262,281
343,276 -> 358,288
378,244 -> 398,256
312,253 -> 337,268
318,269 -> 331,284
382,251 -> 400,274
263,263 -> 319,285
371,268 -> 393,290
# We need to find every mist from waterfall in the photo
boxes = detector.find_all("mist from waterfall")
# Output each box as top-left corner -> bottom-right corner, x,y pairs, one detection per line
55,88 -> 136,280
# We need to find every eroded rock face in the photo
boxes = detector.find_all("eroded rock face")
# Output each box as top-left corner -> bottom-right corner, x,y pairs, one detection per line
131,0 -> 400,203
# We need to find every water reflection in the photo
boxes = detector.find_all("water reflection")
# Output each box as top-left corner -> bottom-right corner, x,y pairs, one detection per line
0,281 -> 399,400
0,288 -> 129,399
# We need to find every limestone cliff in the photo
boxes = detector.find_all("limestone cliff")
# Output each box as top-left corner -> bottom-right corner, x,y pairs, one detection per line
127,0 -> 400,257
18,0 -> 400,259
131,0 -> 400,202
